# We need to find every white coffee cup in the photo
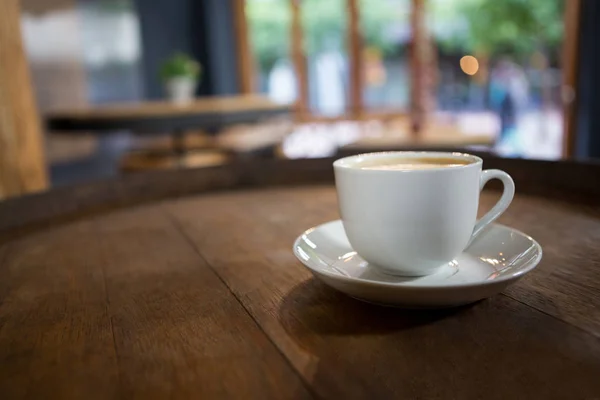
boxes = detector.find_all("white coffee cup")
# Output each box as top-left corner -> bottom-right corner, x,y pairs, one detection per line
334,151 -> 515,276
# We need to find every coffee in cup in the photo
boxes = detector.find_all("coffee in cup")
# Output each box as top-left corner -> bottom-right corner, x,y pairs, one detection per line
334,152 -> 515,276
355,156 -> 472,170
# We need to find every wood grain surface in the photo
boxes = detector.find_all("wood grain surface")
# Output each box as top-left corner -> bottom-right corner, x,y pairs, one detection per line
163,187 -> 600,399
3,155 -> 600,240
0,205 -> 311,399
1,158 -> 600,398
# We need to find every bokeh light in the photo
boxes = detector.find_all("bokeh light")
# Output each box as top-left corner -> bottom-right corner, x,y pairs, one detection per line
460,55 -> 479,76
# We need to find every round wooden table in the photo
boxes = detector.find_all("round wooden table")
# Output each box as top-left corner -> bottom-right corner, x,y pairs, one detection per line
1,156 -> 600,399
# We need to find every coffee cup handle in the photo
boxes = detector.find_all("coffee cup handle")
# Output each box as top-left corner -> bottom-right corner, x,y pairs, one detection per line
469,169 -> 515,245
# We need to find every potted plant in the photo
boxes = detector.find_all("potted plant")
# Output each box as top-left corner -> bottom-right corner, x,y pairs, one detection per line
160,52 -> 201,104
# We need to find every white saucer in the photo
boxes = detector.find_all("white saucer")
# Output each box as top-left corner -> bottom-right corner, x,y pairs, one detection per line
293,220 -> 542,308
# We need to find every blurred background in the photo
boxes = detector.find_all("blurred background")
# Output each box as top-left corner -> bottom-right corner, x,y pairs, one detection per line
2,0 -> 594,198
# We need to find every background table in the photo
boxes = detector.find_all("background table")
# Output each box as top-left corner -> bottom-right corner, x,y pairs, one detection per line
1,156 -> 600,398
45,95 -> 291,171
45,95 -> 290,134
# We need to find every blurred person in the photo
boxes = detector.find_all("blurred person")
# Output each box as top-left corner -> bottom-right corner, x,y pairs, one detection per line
489,59 -> 529,156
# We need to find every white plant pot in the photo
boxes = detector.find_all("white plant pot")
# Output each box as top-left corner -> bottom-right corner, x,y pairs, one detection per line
165,77 -> 197,104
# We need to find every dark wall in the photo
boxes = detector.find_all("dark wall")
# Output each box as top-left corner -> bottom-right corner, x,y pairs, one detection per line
575,0 -> 600,158
201,0 -> 239,95
134,0 -> 239,99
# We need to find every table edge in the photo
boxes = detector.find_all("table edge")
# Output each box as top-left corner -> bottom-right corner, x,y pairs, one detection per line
1,154 -> 599,240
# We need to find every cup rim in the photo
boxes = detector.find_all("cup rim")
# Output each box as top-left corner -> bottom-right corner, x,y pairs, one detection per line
333,151 -> 483,172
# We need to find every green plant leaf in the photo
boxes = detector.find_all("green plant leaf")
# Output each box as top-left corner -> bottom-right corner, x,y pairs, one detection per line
160,53 -> 202,80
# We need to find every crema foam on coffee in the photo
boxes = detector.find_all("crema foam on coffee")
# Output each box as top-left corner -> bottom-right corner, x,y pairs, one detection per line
356,157 -> 472,171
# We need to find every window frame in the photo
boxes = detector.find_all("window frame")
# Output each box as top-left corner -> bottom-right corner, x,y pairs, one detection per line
235,0 -> 580,152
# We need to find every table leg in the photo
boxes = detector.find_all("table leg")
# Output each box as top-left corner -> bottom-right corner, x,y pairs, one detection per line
172,129 -> 185,168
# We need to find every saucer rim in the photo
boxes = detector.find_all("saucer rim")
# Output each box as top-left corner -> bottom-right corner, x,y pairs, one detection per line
293,220 -> 543,290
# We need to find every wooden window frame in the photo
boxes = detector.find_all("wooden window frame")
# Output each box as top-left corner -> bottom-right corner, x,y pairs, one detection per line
347,0 -> 363,118
290,0 -> 310,118
234,0 -> 416,122
236,0 -> 412,123
236,0 -> 581,147
233,0 -> 255,94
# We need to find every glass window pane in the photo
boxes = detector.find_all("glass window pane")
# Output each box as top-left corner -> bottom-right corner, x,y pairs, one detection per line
79,0 -> 143,104
429,0 -> 565,159
246,0 -> 297,105
302,0 -> 349,116
360,0 -> 411,110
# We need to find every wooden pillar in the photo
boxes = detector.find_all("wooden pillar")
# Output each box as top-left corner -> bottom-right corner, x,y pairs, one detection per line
409,0 -> 434,137
0,0 -> 48,199
233,0 -> 255,94
348,0 -> 363,117
562,0 -> 582,158
290,0 -> 309,116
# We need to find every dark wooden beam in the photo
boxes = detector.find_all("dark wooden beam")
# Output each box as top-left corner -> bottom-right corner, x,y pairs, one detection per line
562,0 -> 582,158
